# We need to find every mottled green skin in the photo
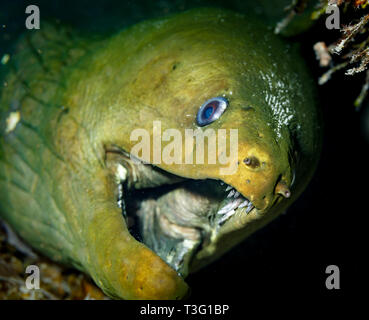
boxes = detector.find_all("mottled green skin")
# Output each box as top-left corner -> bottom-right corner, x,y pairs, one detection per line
0,8 -> 321,299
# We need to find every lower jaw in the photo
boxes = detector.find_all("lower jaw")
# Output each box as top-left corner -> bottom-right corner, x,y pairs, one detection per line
117,177 -> 257,277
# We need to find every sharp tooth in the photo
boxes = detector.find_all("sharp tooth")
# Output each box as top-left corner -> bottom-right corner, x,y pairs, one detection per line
227,190 -> 235,198
218,198 -> 240,214
246,204 -> 254,213
121,200 -> 127,217
232,199 -> 244,211
217,209 -> 228,215
117,184 -> 123,208
218,209 -> 235,224
217,202 -> 235,214
116,164 -> 127,183
233,191 -> 240,198
225,185 -> 232,191
239,200 -> 249,208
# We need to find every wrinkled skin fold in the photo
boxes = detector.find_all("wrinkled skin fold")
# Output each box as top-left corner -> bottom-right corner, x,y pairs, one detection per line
0,8 -> 321,299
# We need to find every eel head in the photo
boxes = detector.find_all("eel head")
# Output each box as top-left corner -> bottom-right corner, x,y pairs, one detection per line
66,8 -> 320,299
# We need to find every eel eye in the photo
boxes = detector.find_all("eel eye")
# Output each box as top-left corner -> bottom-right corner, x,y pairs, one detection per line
196,97 -> 228,127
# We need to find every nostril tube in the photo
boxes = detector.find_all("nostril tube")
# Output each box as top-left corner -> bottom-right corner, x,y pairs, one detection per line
275,181 -> 291,198
243,156 -> 260,168
283,189 -> 291,198
243,158 -> 251,165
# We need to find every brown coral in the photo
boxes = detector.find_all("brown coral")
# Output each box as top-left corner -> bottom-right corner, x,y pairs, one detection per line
276,0 -> 369,109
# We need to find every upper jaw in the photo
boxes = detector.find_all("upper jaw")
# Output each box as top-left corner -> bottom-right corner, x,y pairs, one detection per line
211,183 -> 256,226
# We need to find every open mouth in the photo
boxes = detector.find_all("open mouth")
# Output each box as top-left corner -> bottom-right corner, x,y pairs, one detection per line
108,149 -> 256,278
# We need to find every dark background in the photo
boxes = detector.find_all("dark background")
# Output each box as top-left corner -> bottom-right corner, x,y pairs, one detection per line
0,0 -> 367,303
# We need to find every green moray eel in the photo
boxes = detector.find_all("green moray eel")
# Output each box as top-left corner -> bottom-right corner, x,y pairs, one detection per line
0,8 -> 322,299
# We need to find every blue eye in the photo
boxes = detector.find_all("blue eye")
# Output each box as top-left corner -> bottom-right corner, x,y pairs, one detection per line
196,97 -> 228,126
204,106 -> 214,119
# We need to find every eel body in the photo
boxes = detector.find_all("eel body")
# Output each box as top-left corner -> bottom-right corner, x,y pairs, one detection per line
0,8 -> 322,299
